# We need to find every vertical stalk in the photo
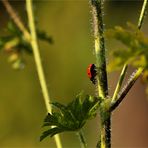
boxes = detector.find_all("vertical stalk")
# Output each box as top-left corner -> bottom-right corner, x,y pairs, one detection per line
90,0 -> 110,148
91,0 -> 108,98
26,0 -> 62,148
98,115 -> 111,148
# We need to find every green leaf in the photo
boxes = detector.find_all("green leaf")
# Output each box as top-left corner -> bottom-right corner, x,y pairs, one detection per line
52,102 -> 66,111
52,102 -> 75,122
37,29 -> 53,44
7,21 -> 22,36
105,22 -> 148,71
0,21 -> 53,69
43,113 -> 59,127
40,93 -> 100,141
82,95 -> 99,119
142,70 -> 148,83
0,36 -> 14,50
40,127 -> 64,141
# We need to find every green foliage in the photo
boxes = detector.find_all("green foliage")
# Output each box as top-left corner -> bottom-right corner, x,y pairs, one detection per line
40,93 -> 100,141
37,29 -> 53,44
0,21 -> 53,69
106,22 -> 148,87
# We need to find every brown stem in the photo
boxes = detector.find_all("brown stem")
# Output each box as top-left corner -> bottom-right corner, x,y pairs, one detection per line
2,0 -> 30,41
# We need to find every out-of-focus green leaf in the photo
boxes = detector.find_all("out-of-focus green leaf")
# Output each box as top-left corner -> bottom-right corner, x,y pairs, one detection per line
0,21 -> 53,69
106,22 -> 148,71
7,21 -> 22,36
106,22 -> 148,95
142,70 -> 148,83
37,29 -> 53,44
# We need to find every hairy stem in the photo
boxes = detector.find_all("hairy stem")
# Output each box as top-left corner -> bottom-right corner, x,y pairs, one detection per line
91,0 -> 108,98
26,0 -> 62,148
97,114 -> 111,148
90,0 -> 110,148
110,68 -> 143,111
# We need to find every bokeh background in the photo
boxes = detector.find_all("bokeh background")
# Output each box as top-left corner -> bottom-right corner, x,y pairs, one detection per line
0,0 -> 148,147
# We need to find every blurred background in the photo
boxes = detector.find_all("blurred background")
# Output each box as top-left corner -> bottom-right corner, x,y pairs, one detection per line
0,0 -> 148,147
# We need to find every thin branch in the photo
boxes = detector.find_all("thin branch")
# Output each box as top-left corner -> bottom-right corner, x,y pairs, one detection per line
2,0 -> 30,41
110,68 -> 143,111
26,0 -> 62,148
26,0 -> 51,113
111,64 -> 128,103
138,0 -> 148,29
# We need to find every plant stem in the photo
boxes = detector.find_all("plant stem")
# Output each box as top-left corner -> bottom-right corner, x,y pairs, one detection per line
111,64 -> 128,103
110,68 -> 143,111
90,0 -> 108,98
97,113 -> 111,148
26,0 -> 62,148
3,0 -> 62,147
77,130 -> 87,148
26,0 -> 51,113
138,0 -> 148,29
90,0 -> 110,148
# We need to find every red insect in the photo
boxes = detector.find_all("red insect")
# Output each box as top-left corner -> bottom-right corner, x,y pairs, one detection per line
87,64 -> 97,84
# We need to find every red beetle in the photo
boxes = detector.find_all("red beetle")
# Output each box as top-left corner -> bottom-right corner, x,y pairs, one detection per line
87,64 -> 97,84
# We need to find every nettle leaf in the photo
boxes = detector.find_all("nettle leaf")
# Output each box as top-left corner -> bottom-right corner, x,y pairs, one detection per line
43,113 -> 59,127
83,95 -> 99,118
106,22 -> 148,72
40,93 -> 100,141
40,128 -> 64,141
